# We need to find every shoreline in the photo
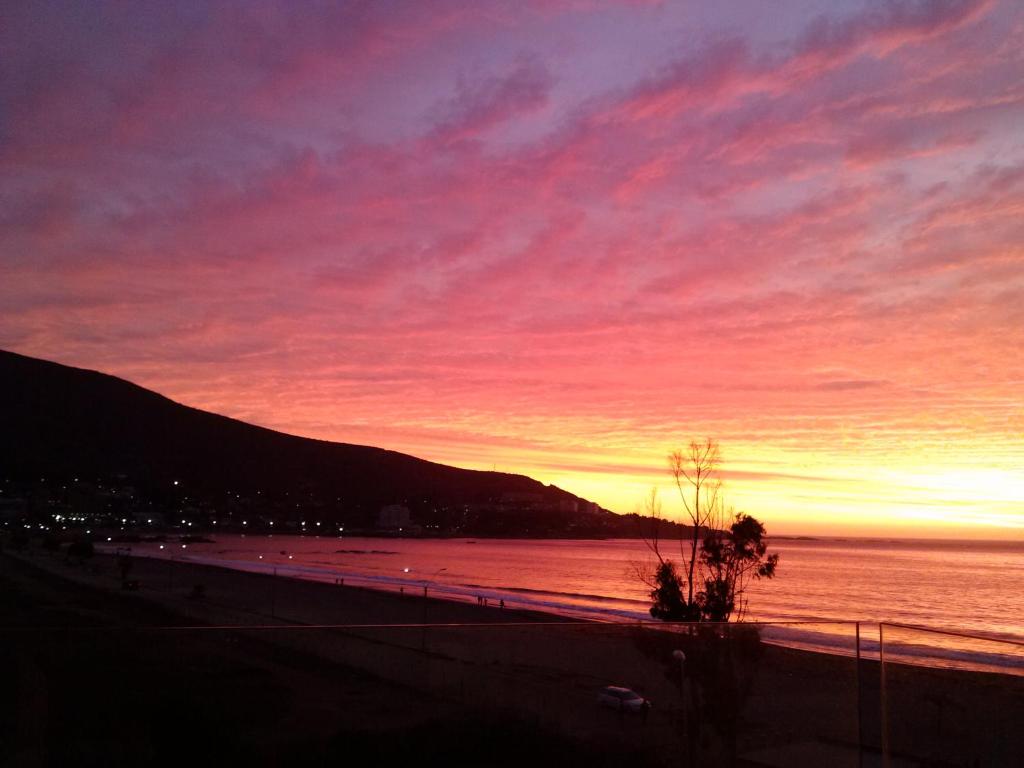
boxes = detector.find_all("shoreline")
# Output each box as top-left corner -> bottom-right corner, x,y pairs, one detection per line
97,540 -> 1024,678
15,545 -> 1024,687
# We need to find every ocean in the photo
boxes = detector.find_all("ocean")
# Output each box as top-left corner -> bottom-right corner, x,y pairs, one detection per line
119,534 -> 1024,675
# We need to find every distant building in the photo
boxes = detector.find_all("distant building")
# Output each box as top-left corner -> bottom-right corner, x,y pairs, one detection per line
377,504 -> 411,530
497,491 -> 580,514
500,491 -> 545,505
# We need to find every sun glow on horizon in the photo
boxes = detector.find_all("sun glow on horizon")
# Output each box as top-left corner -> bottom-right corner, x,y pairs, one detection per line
336,431 -> 1024,540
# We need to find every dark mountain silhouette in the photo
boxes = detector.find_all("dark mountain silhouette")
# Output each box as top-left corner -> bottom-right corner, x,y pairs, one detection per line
1,348 -> 667,536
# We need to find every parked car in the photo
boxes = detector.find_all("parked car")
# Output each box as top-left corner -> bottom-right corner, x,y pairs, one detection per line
597,685 -> 650,713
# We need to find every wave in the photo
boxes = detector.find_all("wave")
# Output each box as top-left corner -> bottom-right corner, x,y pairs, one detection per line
461,583 -> 648,606
335,549 -> 399,555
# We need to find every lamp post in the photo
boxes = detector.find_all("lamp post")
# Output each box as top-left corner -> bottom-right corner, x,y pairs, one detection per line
423,567 -> 447,598
271,566 -> 277,618
672,649 -> 687,745
421,568 -> 446,651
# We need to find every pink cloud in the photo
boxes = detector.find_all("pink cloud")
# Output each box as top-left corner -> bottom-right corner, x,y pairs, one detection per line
429,56 -> 554,144
794,0 -> 994,62
2,0 -> 1023,528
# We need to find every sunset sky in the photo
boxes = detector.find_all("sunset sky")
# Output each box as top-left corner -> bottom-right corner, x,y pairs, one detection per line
2,0 -> 1022,538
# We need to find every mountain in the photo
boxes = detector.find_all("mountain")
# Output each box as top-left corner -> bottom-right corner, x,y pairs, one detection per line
1,349 -> 663,537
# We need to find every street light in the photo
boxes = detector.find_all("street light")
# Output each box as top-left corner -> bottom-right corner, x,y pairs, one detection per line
421,568 -> 446,651
423,567 -> 447,598
672,649 -> 687,739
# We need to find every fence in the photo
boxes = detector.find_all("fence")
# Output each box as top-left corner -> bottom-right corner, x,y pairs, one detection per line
3,549 -> 1022,766
878,622 -> 1024,767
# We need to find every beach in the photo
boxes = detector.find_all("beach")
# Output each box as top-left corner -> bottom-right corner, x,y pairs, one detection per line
3,547 -> 1023,766
1,550 -> 649,768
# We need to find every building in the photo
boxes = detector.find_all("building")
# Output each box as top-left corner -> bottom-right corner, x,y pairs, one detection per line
377,504 -> 411,530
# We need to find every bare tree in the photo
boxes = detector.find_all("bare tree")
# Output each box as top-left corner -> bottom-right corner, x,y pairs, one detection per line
633,487 -> 665,594
637,486 -> 664,562
670,438 -> 724,606
638,438 -> 779,623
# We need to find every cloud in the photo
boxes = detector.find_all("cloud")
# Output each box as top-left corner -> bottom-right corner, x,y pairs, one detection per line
2,0 -> 1022,527
845,122 -> 983,167
815,379 -> 890,392
429,56 -> 554,143
0,182 -> 79,240
794,0 -> 994,62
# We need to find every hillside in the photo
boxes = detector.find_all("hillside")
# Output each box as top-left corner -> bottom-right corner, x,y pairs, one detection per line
0,349 -> 666,537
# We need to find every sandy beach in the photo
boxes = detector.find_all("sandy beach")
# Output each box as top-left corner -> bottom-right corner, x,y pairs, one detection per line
4,547 -> 1022,767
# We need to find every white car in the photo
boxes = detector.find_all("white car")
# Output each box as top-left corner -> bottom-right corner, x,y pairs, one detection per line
597,685 -> 650,713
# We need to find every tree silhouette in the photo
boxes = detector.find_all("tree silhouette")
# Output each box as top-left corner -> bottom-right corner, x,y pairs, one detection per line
697,513 -> 779,621
670,438 -> 723,607
639,439 -> 779,622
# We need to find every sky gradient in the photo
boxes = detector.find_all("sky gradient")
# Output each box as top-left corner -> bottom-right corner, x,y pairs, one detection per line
2,0 -> 1023,537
